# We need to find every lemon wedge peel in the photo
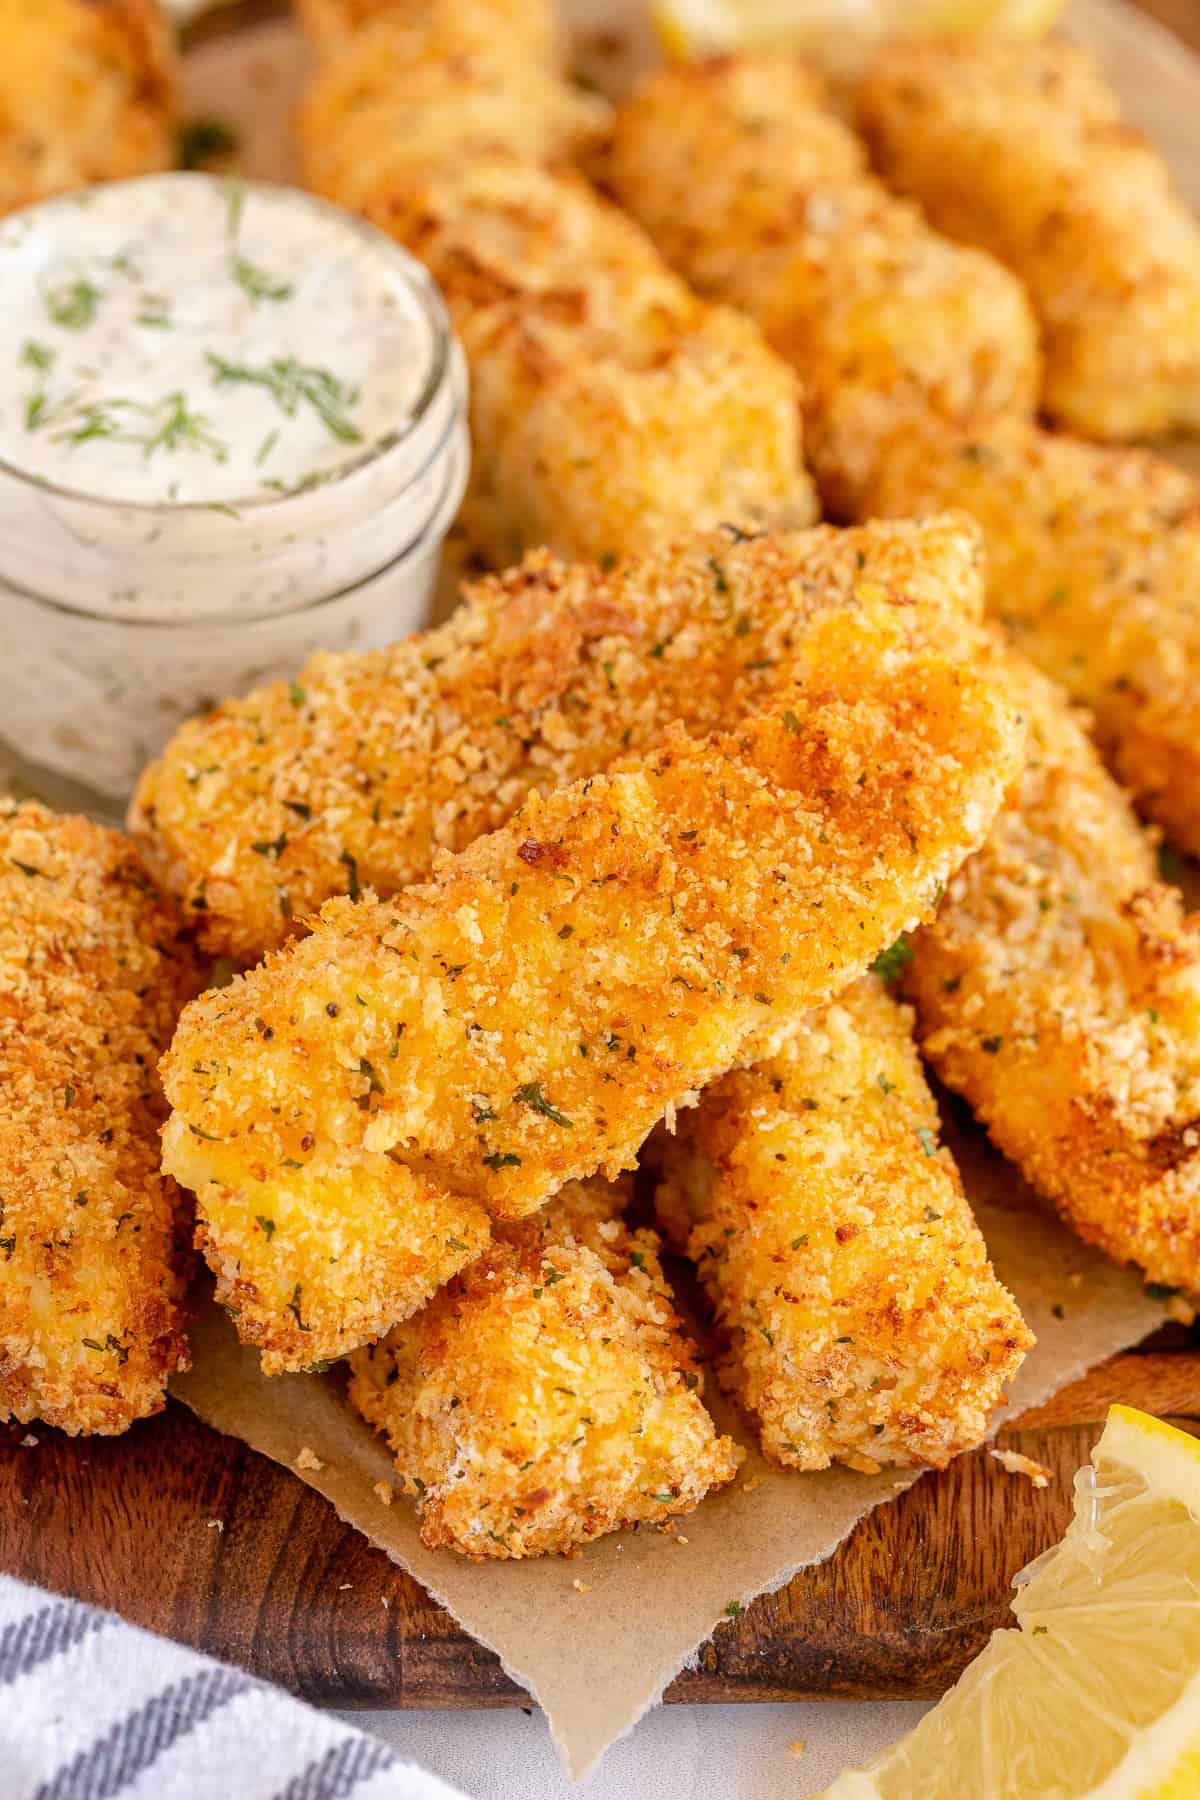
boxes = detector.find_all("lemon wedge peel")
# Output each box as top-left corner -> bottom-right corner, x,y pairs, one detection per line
651,0 -> 1069,71
816,1405 -> 1200,1799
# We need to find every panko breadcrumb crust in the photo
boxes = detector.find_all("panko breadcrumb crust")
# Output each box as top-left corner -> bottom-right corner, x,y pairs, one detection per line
600,53 -> 1038,518
131,516 -> 989,964
857,37 -> 1200,441
297,18 -> 605,219
295,0 -> 564,66
0,0 -> 177,217
161,595 -> 1023,1371
296,7 -> 818,567
854,418 -> 1200,858
348,1177 -> 742,1558
355,155 -> 816,568
651,976 -> 1032,1473
0,802 -> 202,1434
907,648 -> 1200,1297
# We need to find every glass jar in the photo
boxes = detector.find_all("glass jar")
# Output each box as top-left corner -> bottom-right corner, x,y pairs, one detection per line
0,180 -> 469,814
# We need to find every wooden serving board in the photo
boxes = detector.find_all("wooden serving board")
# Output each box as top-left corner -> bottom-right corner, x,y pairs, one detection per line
2,1342 -> 1197,1709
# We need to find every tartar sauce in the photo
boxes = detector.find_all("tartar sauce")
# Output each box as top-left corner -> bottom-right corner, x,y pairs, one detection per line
0,175 -> 435,505
0,174 -> 468,807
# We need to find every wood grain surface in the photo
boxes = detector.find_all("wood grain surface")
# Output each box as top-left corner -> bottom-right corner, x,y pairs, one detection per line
4,0 -> 1200,1718
2,1345 -> 1197,1708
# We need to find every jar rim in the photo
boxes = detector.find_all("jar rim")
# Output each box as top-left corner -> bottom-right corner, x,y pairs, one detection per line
0,174 -> 455,517
0,419 -> 470,631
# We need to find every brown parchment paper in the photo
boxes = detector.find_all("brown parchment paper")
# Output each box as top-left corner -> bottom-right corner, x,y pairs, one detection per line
173,1122 -> 1167,1780
165,0 -> 1198,1780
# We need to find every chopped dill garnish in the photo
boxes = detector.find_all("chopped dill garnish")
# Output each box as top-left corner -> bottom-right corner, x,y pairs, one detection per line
42,275 -> 100,330
206,351 -> 362,443
513,1081 -> 573,1128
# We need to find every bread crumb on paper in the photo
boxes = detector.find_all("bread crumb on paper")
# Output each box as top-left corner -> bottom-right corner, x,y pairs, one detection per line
990,1448 -> 1052,1488
296,1446 -> 324,1472
788,1740 -> 807,1758
206,1520 -> 224,1532
572,1579 -> 593,1594
373,1481 -> 393,1506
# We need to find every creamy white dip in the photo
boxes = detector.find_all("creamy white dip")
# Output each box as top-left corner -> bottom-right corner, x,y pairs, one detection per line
0,175 -> 436,506
0,175 -> 469,804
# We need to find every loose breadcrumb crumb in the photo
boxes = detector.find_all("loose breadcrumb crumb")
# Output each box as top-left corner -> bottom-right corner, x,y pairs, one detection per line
991,1449 -> 1052,1489
296,1446 -> 324,1472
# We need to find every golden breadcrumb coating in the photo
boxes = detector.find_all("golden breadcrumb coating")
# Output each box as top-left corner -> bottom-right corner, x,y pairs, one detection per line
0,802 -> 201,1434
857,418 -> 1200,857
161,608 -> 1023,1370
295,0 -> 563,65
600,53 -> 1038,518
651,976 -> 1032,1473
298,19 -> 605,218
905,647 -> 1200,1297
352,154 -> 815,567
857,37 -> 1200,441
348,1176 -> 742,1558
131,515 -> 988,963
0,0 -> 176,216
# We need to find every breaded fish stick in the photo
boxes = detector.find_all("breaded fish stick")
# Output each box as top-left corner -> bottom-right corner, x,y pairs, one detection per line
298,19 -> 605,218
161,616 -> 1023,1370
857,418 -> 1200,857
131,516 -> 987,963
338,155 -> 816,567
857,38 -> 1200,441
600,54 -> 1038,516
651,976 -> 1032,1471
0,0 -> 176,216
905,649 -> 1200,1297
0,802 -> 200,1434
348,1177 -> 742,1558
295,0 -> 563,66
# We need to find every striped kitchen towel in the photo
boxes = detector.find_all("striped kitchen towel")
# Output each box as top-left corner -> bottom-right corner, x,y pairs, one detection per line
0,1574 -> 468,1800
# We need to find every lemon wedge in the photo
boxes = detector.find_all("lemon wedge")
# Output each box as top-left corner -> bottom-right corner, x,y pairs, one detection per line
818,1406 -> 1200,1799
652,0 -> 1068,76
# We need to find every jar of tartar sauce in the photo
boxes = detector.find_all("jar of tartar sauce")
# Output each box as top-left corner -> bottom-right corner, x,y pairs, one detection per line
0,173 -> 468,808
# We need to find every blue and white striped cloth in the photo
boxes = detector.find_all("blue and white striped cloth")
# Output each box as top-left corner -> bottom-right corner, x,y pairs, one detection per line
0,1575 -> 468,1800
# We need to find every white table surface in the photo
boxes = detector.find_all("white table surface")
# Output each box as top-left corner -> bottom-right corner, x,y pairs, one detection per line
339,1700 -> 933,1797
